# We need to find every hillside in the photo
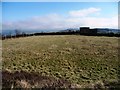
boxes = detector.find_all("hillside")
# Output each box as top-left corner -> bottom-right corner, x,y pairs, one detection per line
2,35 -> 119,88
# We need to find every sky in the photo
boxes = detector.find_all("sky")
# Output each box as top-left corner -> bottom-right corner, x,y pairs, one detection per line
2,2 -> 118,31
2,0 -> 120,2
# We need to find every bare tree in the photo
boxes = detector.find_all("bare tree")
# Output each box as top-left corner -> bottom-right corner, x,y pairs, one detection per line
0,33 -> 2,40
21,32 -> 26,37
8,31 -> 12,39
15,29 -> 21,37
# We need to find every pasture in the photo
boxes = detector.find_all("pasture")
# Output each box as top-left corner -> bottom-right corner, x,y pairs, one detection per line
2,35 -> 119,88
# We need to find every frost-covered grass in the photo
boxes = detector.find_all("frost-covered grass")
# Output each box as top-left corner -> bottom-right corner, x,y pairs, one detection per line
2,35 -> 119,86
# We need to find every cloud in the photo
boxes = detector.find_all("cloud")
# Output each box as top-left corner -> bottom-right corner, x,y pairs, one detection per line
64,15 -> 118,29
2,7 -> 118,31
3,13 -> 66,30
69,7 -> 101,17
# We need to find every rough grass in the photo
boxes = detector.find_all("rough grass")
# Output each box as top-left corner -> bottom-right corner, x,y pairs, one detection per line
2,35 -> 119,88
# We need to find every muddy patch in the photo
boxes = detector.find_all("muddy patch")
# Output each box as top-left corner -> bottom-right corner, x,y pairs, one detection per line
2,70 -> 76,88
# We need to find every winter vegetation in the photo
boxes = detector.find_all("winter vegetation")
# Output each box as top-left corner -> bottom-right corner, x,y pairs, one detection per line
1,27 -> 120,40
2,2 -> 119,89
2,35 -> 119,88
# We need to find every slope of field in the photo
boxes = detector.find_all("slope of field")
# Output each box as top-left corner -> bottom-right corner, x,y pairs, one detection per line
2,35 -> 119,88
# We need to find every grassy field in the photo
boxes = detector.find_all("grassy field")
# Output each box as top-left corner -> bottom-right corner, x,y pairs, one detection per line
2,35 -> 119,88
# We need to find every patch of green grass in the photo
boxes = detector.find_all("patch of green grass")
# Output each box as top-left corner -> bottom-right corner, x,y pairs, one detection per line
2,35 -> 119,86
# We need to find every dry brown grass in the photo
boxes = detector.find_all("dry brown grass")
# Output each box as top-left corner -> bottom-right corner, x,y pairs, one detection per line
2,35 -> 119,88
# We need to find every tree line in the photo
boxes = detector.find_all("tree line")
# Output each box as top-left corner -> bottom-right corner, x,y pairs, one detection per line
1,29 -> 120,40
